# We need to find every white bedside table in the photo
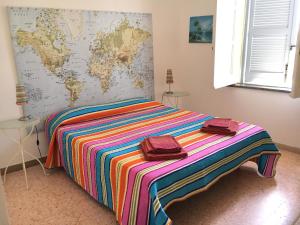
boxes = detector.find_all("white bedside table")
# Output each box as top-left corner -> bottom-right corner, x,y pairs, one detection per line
0,118 -> 47,189
161,91 -> 190,108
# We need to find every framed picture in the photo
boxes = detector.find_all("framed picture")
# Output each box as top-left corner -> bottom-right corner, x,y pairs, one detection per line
189,16 -> 213,43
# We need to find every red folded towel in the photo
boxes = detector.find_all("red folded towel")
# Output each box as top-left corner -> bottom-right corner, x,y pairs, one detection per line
147,135 -> 182,154
205,118 -> 231,128
201,118 -> 239,136
140,140 -> 187,161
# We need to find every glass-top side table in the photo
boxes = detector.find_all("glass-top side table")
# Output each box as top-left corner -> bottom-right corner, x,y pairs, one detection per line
161,91 -> 190,108
0,117 -> 47,189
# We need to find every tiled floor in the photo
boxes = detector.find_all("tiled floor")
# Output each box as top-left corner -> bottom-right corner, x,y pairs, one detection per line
3,150 -> 300,225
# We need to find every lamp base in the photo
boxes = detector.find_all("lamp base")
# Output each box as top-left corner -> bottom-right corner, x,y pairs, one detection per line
18,115 -> 32,121
165,91 -> 174,94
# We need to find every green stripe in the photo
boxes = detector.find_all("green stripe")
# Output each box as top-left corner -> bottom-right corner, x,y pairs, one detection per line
129,124 -> 254,224
153,138 -> 273,215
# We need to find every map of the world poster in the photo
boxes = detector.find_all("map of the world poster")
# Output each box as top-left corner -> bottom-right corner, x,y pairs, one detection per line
8,7 -> 154,129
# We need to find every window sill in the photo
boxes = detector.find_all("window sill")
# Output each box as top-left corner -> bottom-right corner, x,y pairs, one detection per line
229,83 -> 291,93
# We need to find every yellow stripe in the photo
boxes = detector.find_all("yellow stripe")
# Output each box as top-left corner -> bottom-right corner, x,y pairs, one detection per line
64,107 -> 174,177
73,111 -> 192,190
100,113 -> 200,206
101,122 -> 202,214
153,139 -> 273,215
128,124 -> 256,224
161,150 -> 280,213
73,110 -> 189,148
50,98 -> 145,134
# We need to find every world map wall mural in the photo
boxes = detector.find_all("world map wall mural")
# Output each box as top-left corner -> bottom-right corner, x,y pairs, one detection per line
8,7 -> 154,129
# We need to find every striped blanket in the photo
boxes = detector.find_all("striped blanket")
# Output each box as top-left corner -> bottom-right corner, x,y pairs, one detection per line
45,98 -> 280,225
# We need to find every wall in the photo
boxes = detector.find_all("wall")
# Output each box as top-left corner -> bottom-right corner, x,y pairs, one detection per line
0,0 -> 299,168
168,0 -> 300,149
0,0 -> 178,168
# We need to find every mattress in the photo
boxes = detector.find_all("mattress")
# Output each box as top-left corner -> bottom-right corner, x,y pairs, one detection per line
45,98 -> 280,225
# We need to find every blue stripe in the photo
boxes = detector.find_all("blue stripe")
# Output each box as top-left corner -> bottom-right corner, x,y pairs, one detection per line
96,115 -> 211,208
156,143 -> 277,212
61,107 -> 177,178
257,154 -> 268,175
150,131 -> 271,193
50,98 -> 280,225
47,98 -> 151,140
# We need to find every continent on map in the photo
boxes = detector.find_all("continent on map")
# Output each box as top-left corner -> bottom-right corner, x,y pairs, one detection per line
16,9 -> 71,74
88,18 -> 151,93
64,76 -> 84,107
9,7 -> 154,131
134,78 -> 144,88
61,10 -> 84,40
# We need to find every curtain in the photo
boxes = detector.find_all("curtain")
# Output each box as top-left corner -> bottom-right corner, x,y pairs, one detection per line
291,25 -> 300,98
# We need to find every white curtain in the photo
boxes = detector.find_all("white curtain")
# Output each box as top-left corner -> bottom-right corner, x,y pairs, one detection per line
291,25 -> 300,98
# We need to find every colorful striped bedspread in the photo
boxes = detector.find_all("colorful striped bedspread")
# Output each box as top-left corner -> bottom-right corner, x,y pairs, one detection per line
45,98 -> 280,225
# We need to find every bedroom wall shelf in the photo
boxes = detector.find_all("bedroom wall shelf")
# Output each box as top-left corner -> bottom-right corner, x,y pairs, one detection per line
0,117 -> 47,189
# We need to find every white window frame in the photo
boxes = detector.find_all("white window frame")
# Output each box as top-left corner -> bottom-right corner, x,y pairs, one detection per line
214,0 -> 300,92
240,0 -> 297,91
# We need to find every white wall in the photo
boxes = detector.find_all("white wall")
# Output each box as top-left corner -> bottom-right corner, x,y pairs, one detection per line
169,0 -> 300,149
0,0 -> 299,168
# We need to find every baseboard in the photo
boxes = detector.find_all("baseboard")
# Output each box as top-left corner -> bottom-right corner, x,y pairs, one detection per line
276,143 -> 300,154
0,157 -> 47,176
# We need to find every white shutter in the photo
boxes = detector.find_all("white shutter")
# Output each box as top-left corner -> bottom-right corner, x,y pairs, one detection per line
291,26 -> 300,98
243,0 -> 295,88
214,0 -> 247,89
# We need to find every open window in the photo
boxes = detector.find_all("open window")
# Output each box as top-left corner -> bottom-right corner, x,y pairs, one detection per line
214,0 -> 247,88
214,0 -> 300,95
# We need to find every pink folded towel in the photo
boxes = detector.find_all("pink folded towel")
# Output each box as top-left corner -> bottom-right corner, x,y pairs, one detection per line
147,135 -> 182,154
140,139 -> 187,161
205,118 -> 231,128
201,118 -> 239,136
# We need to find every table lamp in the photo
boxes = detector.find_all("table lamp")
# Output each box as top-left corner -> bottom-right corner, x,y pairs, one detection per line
166,69 -> 174,94
16,84 -> 31,121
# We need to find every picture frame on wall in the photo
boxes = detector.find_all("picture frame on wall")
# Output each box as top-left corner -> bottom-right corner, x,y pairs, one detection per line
189,15 -> 213,43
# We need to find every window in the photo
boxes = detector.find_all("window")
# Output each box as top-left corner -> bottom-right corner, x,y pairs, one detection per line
214,0 -> 300,92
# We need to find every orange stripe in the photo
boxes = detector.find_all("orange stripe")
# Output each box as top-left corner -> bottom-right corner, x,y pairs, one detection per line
45,101 -> 161,168
114,131 -> 215,220
66,101 -> 161,126
72,110 -> 192,163
179,133 -> 212,146
67,102 -> 167,180
73,110 -> 193,185
72,103 -> 169,186
72,109 -> 189,144
110,151 -> 142,211
176,130 -> 199,140
117,157 -> 144,221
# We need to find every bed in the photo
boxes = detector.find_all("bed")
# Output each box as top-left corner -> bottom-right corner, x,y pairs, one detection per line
45,98 -> 280,225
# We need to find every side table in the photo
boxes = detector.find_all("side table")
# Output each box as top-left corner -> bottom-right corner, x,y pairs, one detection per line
0,118 -> 47,189
161,91 -> 190,108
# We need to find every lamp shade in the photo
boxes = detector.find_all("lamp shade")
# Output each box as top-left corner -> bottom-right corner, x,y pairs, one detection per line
166,69 -> 174,84
16,84 -> 28,105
